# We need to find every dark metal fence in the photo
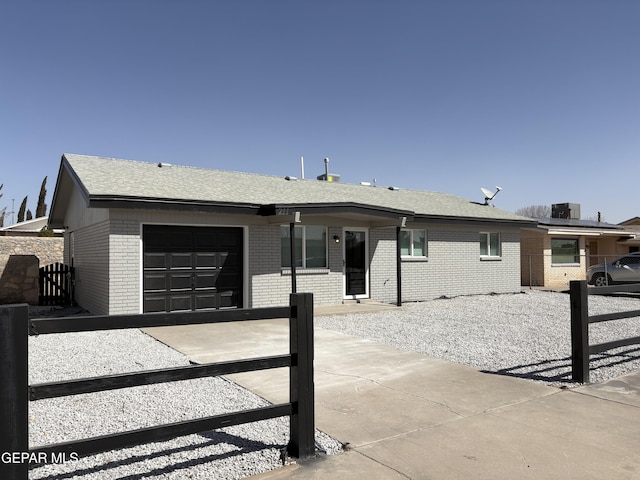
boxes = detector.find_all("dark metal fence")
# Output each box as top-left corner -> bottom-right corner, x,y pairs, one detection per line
0,293 -> 315,479
39,262 -> 74,306
570,281 -> 640,383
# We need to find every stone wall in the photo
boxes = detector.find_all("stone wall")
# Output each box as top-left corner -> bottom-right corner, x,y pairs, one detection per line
0,255 -> 39,304
0,236 -> 64,305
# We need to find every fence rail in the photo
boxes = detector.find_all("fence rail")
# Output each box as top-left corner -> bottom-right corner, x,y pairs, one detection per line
569,281 -> 640,383
0,294 -> 315,479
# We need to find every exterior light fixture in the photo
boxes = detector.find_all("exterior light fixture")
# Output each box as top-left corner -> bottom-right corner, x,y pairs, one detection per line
333,235 -> 341,244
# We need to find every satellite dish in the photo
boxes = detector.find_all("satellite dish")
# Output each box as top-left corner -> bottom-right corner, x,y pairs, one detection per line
480,187 -> 494,199
481,186 -> 502,205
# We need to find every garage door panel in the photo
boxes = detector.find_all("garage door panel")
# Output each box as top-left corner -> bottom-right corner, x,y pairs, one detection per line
216,229 -> 242,249
169,273 -> 192,291
194,272 -> 218,289
170,253 -> 193,269
218,251 -> 240,268
194,253 -> 217,268
216,271 -> 241,289
144,253 -> 167,269
144,296 -> 167,313
193,231 -> 217,249
144,273 -> 167,292
169,295 -> 193,312
218,290 -> 239,308
195,294 -> 218,310
143,225 -> 243,313
166,231 -> 193,251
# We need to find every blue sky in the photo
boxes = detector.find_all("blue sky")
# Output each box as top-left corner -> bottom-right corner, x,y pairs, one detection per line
1,0 -> 638,225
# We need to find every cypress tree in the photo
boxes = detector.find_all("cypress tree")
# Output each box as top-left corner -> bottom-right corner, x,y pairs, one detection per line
36,176 -> 47,217
18,196 -> 27,223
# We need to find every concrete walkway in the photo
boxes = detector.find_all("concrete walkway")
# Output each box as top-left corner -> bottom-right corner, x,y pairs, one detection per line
144,304 -> 640,480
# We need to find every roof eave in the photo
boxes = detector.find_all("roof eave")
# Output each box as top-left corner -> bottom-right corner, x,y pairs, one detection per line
48,155 -> 92,228
414,214 -> 537,227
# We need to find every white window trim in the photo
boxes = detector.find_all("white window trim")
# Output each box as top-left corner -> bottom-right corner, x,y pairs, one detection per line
281,225 -> 329,269
480,232 -> 502,259
401,229 -> 428,259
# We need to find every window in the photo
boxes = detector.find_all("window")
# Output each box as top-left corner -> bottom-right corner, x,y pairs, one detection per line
400,229 -> 427,257
551,238 -> 579,264
619,255 -> 640,266
480,232 -> 501,257
281,226 -> 327,268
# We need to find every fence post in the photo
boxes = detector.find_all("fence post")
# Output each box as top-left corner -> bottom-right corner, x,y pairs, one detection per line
0,304 -> 29,479
288,293 -> 315,459
570,281 -> 590,383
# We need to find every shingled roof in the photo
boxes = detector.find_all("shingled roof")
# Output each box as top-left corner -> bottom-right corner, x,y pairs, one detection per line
49,153 -> 534,227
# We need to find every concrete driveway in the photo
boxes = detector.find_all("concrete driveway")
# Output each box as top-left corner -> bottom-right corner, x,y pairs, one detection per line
144,307 -> 640,480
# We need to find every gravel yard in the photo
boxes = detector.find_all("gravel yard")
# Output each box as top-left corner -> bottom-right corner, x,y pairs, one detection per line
317,289 -> 640,386
25,289 -> 640,479
27,326 -> 341,480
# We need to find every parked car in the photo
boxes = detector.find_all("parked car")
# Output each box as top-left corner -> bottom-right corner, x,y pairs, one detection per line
587,252 -> 640,286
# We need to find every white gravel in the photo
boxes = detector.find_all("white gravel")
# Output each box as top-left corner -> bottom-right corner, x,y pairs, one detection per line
27,325 -> 341,480
26,289 -> 640,478
317,289 -> 640,386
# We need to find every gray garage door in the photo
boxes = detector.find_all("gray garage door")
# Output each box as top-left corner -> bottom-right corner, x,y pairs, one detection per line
143,225 -> 243,313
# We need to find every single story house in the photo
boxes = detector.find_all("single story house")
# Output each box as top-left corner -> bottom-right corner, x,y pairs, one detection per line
520,205 -> 640,288
0,216 -> 62,237
48,153 -> 535,315
620,217 -> 640,232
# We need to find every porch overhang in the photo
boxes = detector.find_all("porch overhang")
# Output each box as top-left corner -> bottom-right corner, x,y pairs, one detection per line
258,203 -> 415,227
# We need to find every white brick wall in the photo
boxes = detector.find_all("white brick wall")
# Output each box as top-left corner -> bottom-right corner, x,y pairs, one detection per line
68,208 -> 524,313
71,220 -> 110,315
369,228 -> 398,303
395,225 -> 521,302
108,219 -> 141,314
249,225 -> 343,307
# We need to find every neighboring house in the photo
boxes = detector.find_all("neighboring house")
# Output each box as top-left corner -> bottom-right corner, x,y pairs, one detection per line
620,217 -> 640,226
48,153 -> 535,315
0,216 -> 62,237
520,204 -> 640,287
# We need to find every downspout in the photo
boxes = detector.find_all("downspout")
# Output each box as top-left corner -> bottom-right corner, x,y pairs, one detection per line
290,221 -> 297,293
396,225 -> 402,307
290,212 -> 301,293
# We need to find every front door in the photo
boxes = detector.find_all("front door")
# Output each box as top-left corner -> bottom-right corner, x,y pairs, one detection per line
344,229 -> 368,298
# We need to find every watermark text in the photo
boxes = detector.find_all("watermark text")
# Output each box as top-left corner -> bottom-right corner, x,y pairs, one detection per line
1,451 -> 79,464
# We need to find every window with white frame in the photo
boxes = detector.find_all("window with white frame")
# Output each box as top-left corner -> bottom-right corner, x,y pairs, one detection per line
400,229 -> 427,257
480,232 -> 501,257
281,225 -> 328,268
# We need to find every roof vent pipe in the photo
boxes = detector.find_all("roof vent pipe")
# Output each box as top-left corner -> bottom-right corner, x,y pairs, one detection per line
324,157 -> 329,180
